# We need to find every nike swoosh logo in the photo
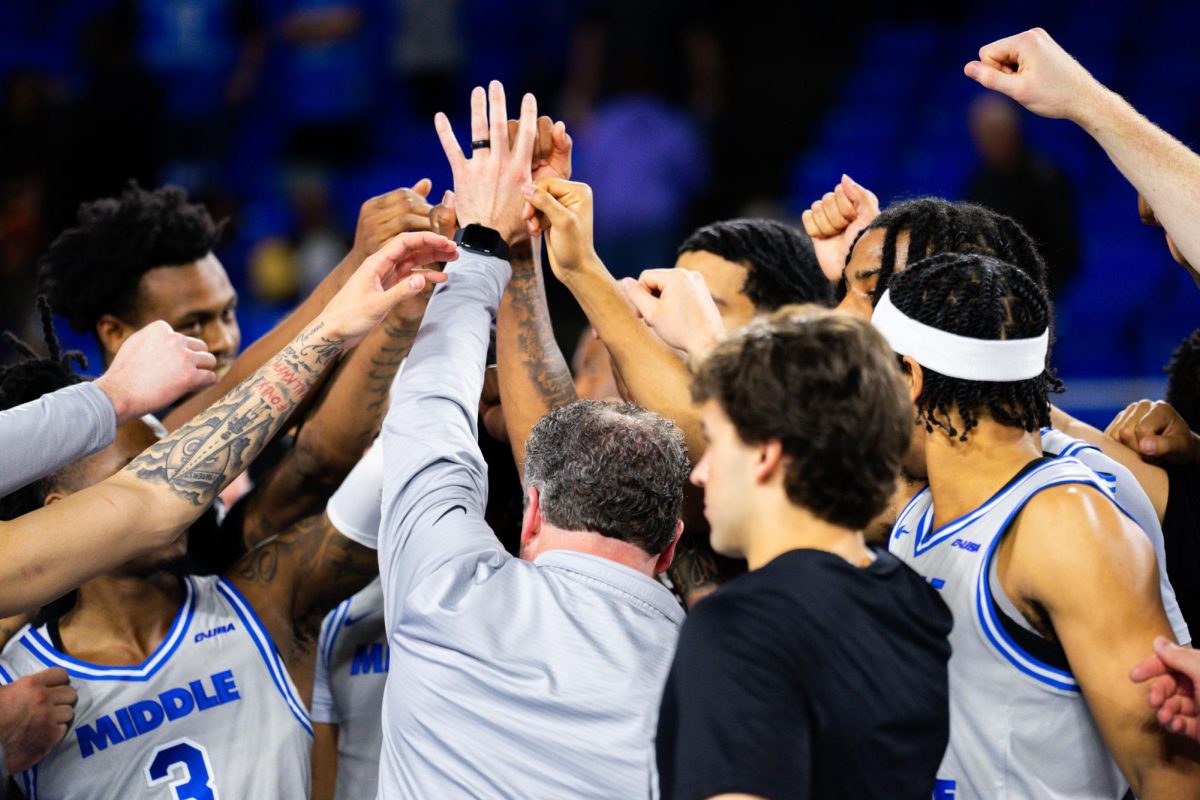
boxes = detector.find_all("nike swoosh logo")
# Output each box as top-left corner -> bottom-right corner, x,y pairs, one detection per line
343,611 -> 375,627
434,505 -> 467,526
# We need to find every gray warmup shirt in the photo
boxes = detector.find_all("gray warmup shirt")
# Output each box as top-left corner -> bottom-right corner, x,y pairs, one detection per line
0,382 -> 116,497
376,251 -> 684,799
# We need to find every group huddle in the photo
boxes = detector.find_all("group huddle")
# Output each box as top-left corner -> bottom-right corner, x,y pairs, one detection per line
1,26 -> 1200,800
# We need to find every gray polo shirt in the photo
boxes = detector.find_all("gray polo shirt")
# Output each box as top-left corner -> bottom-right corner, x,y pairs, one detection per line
377,250 -> 684,799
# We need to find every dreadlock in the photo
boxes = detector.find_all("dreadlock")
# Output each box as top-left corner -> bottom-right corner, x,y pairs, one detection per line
36,182 -> 223,338
1165,329 -> 1200,432
0,297 -> 90,521
887,252 -> 1063,441
844,198 -> 1049,306
678,218 -> 834,309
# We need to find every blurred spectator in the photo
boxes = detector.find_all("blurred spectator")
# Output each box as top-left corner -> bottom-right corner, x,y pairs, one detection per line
391,0 -> 462,120
265,0 -> 374,167
573,97 -> 708,277
135,0 -> 267,158
45,4 -> 166,236
964,94 -> 1081,295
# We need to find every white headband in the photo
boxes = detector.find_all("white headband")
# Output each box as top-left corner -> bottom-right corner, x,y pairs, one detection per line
871,290 -> 1049,382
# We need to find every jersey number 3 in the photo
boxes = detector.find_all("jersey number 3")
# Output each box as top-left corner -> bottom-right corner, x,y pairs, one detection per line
144,738 -> 219,800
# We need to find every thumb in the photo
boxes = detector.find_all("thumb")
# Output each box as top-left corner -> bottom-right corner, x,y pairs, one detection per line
382,273 -> 435,306
964,60 -> 1021,97
621,278 -> 658,322
1138,435 -> 1172,458
412,178 -> 433,198
1153,636 -> 1199,678
523,184 -> 573,229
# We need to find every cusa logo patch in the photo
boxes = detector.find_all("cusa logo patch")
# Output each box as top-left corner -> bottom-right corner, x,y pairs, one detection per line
194,623 -> 235,643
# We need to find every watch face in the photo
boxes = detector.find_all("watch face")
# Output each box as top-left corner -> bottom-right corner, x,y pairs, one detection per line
467,225 -> 502,252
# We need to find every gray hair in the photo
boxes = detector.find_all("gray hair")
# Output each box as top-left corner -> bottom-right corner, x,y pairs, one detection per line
523,400 -> 690,555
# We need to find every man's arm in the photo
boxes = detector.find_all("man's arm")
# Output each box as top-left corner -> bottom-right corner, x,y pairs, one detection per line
235,290 -> 431,549
162,182 -> 436,430
379,81 -> 534,600
0,232 -> 454,617
0,320 -> 216,497
1010,486 -> 1200,796
524,179 -> 707,457
1051,405 -> 1169,521
496,238 -> 577,479
965,28 -> 1200,282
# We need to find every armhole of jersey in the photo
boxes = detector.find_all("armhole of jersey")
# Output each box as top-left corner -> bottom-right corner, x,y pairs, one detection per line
972,476 -> 1121,694
213,577 -> 313,736
985,546 -> 1071,673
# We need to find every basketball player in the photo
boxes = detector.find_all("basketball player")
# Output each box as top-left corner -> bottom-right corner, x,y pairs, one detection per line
309,446 -> 387,800
800,187 -> 1190,644
0,231 -> 455,799
878,253 -> 1200,798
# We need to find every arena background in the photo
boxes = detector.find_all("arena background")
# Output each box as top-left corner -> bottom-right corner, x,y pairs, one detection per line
1,0 -> 1195,429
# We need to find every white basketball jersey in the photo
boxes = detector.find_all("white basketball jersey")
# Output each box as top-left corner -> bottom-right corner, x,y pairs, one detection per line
311,578 -> 387,800
889,457 -> 1127,799
0,575 -> 312,800
1041,428 -> 1189,644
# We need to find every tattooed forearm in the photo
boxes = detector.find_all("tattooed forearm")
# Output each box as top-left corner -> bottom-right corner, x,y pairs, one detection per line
497,240 -> 578,475
364,311 -> 423,414
123,321 -> 345,507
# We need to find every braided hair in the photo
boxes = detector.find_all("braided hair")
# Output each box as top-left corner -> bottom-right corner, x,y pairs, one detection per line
1166,329 -> 1200,432
846,198 -> 1049,305
678,218 -> 834,309
887,252 -> 1063,441
36,182 -> 222,337
0,298 -> 90,520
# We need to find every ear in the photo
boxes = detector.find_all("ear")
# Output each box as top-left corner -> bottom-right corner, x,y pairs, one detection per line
653,520 -> 685,575
753,439 -> 785,486
901,355 -> 924,404
43,488 -> 69,507
519,485 -> 542,551
95,313 -> 137,365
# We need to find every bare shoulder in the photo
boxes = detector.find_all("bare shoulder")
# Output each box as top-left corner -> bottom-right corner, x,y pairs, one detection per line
1009,483 -> 1157,603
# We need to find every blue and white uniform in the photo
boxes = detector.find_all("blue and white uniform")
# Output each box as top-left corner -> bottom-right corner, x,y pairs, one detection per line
890,456 -> 1133,799
0,575 -> 311,800
313,443 -> 388,800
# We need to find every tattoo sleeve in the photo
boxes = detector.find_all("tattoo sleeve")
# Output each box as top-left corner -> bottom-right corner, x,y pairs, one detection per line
237,301 -> 426,549
124,320 -> 344,509
497,238 -> 578,478
229,512 -> 378,660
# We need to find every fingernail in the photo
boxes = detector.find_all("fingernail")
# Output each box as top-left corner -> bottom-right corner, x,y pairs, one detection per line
522,184 -> 535,197
410,276 -> 424,288
1142,439 -> 1157,455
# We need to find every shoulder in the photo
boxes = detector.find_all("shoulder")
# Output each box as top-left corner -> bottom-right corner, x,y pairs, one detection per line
1011,483 -> 1156,597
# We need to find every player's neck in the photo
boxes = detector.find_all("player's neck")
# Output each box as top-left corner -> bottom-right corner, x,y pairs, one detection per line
59,572 -> 183,665
925,420 -> 1043,529
742,492 -> 873,571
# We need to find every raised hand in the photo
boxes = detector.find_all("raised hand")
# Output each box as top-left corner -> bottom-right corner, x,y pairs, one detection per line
801,174 -> 880,283
964,28 -> 1105,123
0,667 -> 77,773
1130,636 -> 1200,742
511,116 -> 573,237
319,232 -> 457,347
1105,399 -> 1200,465
620,268 -> 724,356
521,178 -> 600,281
351,180 -> 436,260
434,81 -> 537,242
94,320 -> 218,422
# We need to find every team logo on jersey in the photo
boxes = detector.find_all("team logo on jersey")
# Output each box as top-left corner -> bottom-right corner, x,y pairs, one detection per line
350,642 -> 390,676
193,623 -> 236,643
77,670 -> 241,758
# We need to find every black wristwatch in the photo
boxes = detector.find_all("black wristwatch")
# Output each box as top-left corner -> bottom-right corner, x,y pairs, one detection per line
454,223 -> 510,260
